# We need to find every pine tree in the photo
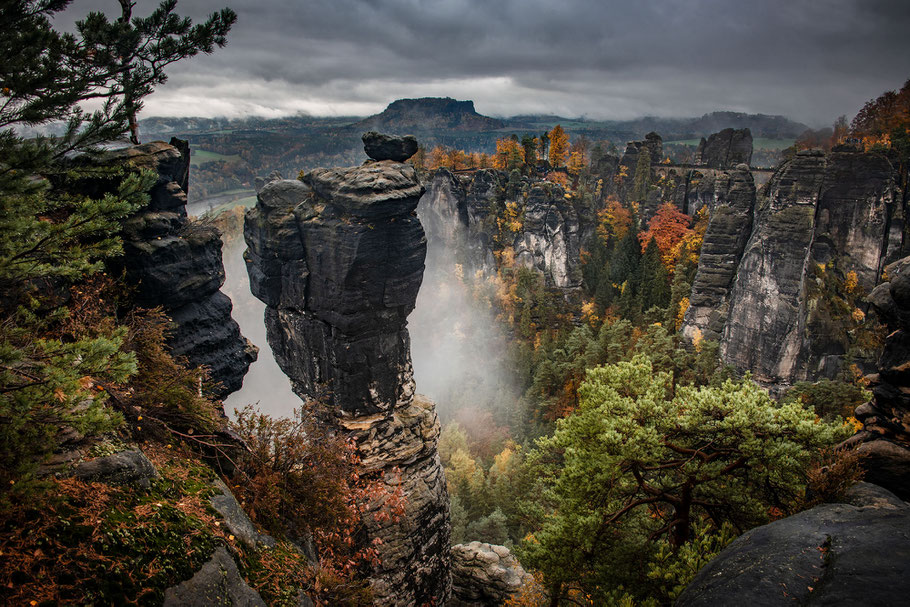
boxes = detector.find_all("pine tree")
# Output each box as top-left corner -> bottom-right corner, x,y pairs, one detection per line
521,356 -> 849,604
0,0 -> 235,483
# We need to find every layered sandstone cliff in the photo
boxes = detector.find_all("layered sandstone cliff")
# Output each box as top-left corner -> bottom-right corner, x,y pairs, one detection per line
244,149 -> 451,604
108,140 -> 255,398
681,145 -> 905,388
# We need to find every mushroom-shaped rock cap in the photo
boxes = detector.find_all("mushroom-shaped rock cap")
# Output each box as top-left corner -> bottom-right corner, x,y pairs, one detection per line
362,131 -> 419,162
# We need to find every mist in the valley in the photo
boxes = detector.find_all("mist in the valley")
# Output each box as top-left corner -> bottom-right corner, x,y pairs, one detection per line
409,238 -> 523,439
219,235 -> 301,419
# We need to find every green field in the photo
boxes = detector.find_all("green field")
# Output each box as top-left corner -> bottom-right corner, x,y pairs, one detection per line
202,195 -> 257,217
190,149 -> 241,166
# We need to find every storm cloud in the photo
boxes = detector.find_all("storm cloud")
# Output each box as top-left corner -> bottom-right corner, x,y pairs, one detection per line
57,0 -> 910,124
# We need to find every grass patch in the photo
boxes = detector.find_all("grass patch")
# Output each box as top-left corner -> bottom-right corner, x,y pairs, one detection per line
190,149 -> 241,166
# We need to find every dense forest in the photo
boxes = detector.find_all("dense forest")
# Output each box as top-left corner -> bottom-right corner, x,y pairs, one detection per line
2,0 -> 910,605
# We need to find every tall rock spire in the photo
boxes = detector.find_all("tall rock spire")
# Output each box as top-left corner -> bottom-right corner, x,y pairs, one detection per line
243,135 -> 451,605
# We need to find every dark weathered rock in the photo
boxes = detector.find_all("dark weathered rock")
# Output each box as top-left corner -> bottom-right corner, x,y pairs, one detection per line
676,483 -> 910,607
695,128 -> 753,168
450,542 -> 531,606
711,146 -> 903,388
71,449 -> 159,488
105,141 -> 255,399
244,162 -> 451,605
840,256 -> 910,500
362,131 -> 419,162
163,547 -> 265,607
210,479 -> 276,549
682,167 -> 756,342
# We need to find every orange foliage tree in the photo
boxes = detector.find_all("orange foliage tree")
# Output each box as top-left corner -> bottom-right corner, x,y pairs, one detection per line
548,125 -> 569,167
638,203 -> 693,270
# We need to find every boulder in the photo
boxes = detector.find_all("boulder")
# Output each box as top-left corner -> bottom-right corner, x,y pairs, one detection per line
695,128 -> 753,168
72,449 -> 159,488
362,131 -> 419,162
162,547 -> 265,607
677,483 -> 910,606
450,542 -> 531,606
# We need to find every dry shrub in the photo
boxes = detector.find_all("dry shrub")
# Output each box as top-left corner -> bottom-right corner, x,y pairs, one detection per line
229,404 -> 406,604
802,445 -> 866,508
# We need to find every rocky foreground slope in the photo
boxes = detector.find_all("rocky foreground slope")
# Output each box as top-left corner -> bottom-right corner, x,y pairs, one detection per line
244,139 -> 451,605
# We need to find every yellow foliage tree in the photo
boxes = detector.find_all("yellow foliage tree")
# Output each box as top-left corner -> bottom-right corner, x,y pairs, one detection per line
548,125 -> 569,167
567,151 -> 585,176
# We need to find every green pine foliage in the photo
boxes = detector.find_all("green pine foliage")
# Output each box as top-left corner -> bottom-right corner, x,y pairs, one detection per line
520,355 -> 850,604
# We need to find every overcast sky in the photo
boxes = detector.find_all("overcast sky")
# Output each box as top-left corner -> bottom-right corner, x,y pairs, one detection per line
57,0 -> 910,126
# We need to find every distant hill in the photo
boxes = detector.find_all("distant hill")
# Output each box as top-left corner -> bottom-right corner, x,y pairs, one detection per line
354,97 -> 504,133
610,111 -> 809,141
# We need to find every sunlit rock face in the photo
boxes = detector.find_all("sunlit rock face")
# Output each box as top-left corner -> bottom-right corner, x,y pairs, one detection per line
682,145 -> 905,389
244,159 -> 452,605
108,140 -> 255,398
419,168 -> 583,289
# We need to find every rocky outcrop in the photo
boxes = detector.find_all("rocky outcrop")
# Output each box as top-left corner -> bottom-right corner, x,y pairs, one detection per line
676,482 -> 910,606
843,256 -> 910,500
695,127 -> 753,168
244,153 -> 451,605
449,542 -> 532,606
109,140 -> 255,398
681,166 -> 756,342
362,131 -> 418,162
694,146 -> 905,388
419,169 -> 583,289
163,547 -> 266,607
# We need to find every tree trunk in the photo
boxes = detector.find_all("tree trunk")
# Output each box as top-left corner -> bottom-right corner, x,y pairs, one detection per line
118,0 -> 140,145
549,581 -> 562,607
671,482 -> 693,548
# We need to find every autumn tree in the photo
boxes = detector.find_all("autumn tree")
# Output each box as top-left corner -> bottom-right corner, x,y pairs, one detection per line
567,151 -> 585,176
520,356 -> 848,605
494,137 -> 525,171
638,202 -> 693,270
548,125 -> 569,167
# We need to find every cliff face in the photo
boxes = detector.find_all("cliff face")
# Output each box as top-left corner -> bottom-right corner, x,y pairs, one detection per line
110,140 -> 256,398
846,256 -> 910,500
682,145 -> 905,388
419,168 -> 584,289
244,160 -> 451,605
681,166 -> 756,342
695,127 -> 753,168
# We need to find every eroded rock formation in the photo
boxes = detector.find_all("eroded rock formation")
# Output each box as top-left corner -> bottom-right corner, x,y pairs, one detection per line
695,127 -> 753,168
244,154 -> 451,605
449,542 -> 531,606
418,168 -> 584,289
844,256 -> 910,500
681,165 -> 756,342
681,145 -> 905,388
108,140 -> 255,398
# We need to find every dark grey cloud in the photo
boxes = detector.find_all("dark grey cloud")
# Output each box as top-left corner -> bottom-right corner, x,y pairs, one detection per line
57,0 -> 910,124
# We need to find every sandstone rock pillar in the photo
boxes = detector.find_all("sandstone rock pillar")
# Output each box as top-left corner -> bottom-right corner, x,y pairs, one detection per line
244,147 -> 451,604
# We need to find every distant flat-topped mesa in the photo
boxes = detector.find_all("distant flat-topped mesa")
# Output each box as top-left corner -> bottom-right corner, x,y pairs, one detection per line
243,138 -> 451,605
356,97 -> 505,132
